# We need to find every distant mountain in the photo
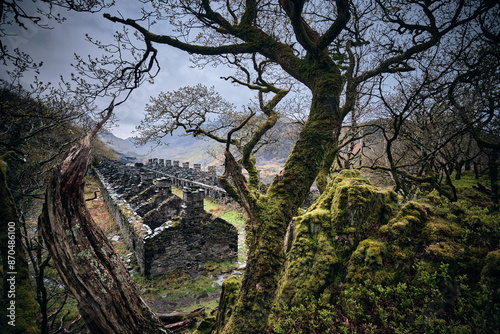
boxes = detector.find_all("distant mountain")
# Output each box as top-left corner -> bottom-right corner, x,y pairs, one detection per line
100,122 -> 298,181
100,131 -> 224,166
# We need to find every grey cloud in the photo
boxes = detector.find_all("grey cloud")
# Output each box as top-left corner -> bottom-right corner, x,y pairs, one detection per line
3,3 -> 254,139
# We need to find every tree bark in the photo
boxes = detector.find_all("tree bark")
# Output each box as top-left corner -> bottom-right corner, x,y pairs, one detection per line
219,67 -> 343,333
39,104 -> 169,334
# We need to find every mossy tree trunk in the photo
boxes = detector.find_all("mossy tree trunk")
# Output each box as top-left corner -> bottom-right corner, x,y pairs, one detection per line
218,66 -> 345,333
0,158 -> 39,334
39,104 -> 169,334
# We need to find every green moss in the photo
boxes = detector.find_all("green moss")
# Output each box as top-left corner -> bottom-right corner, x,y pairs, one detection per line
425,219 -> 462,237
268,169 -> 500,333
422,218 -> 465,261
194,316 -> 216,334
343,227 -> 357,234
346,239 -> 387,283
214,275 -> 242,331
480,250 -> 500,290
426,242 -> 466,261
335,169 -> 365,181
391,220 -> 410,233
273,171 -> 398,308
379,201 -> 431,247
270,298 -> 342,334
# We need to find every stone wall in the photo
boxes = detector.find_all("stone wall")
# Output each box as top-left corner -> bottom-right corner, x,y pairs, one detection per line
93,168 -> 147,271
143,214 -> 238,277
93,160 -> 238,277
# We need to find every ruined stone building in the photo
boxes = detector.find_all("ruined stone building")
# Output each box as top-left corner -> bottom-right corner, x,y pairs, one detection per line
93,159 -> 238,277
144,158 -> 227,199
146,158 -> 220,189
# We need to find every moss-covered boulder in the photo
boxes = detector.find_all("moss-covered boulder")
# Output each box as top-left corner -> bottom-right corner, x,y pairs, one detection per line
272,170 -> 397,307
339,193 -> 499,333
270,172 -> 500,333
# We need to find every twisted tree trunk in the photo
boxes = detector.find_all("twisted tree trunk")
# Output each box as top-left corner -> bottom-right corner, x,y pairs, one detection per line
218,69 -> 344,333
39,102 -> 169,334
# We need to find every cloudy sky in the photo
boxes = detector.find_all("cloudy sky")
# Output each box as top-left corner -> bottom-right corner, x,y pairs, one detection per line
2,2 -> 254,139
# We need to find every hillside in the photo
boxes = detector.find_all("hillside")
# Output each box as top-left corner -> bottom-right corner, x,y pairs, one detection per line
100,131 -> 224,166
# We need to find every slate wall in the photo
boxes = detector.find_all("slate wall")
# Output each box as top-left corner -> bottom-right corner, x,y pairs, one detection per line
93,163 -> 238,277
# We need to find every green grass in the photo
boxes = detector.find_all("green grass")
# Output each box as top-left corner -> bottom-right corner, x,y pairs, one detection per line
133,268 -> 230,313
172,186 -> 183,197
204,198 -> 246,228
452,171 -> 490,188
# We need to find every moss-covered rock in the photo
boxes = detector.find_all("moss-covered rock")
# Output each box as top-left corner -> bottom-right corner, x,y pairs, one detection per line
379,201 -> 430,241
269,171 -> 500,333
214,276 -> 242,333
272,170 -> 397,307
346,239 -> 387,283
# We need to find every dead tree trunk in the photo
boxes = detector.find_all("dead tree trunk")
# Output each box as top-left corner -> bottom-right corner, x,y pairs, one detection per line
39,101 -> 169,334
